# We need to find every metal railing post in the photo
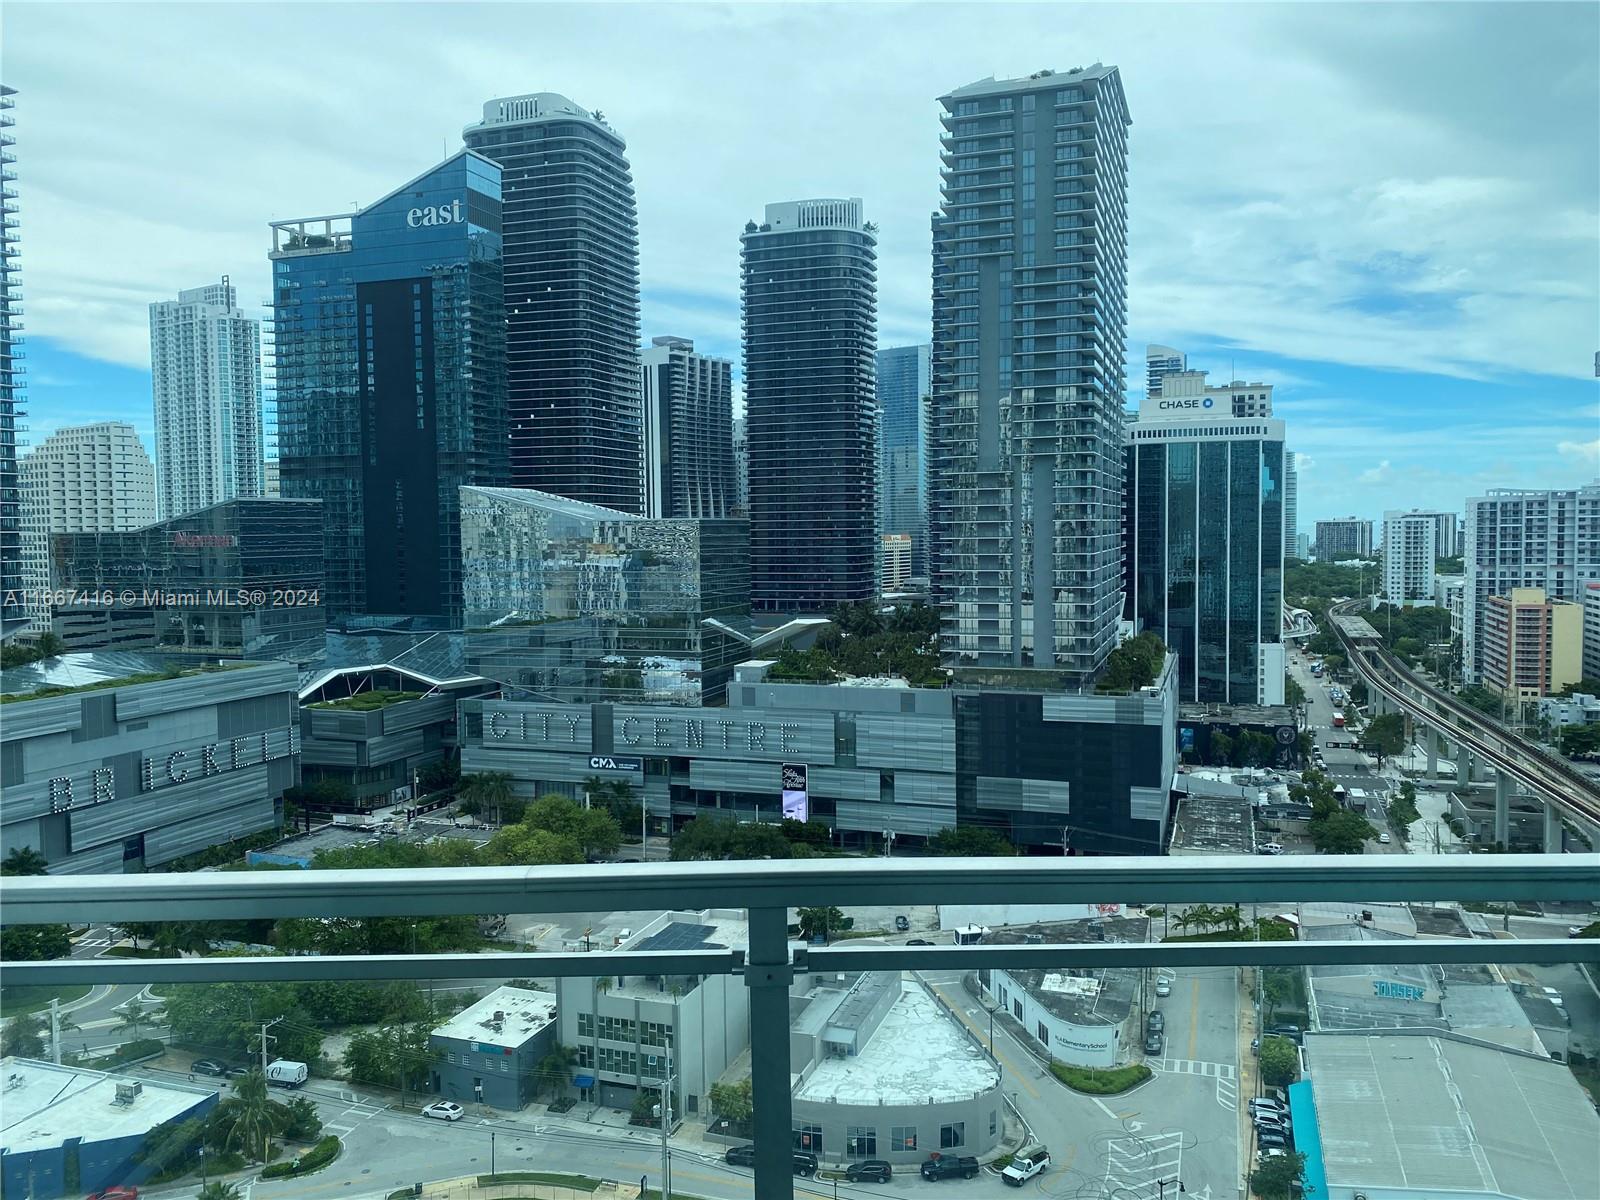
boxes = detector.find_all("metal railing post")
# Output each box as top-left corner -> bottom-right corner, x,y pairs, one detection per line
747,904 -> 794,1199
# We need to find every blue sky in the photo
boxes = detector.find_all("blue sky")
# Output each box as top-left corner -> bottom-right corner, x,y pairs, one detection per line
11,1 -> 1599,527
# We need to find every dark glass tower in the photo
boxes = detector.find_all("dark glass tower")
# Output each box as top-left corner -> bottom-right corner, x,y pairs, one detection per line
742,199 -> 878,612
464,94 -> 642,513
640,336 -> 735,519
271,151 -> 507,623
0,86 -> 24,632
876,343 -> 931,578
932,66 -> 1131,684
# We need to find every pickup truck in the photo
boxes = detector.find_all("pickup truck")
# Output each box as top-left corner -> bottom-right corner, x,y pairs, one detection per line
920,1155 -> 980,1181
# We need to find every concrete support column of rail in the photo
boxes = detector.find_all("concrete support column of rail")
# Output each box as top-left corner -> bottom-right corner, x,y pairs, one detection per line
1544,804 -> 1564,854
1457,741 -> 1472,787
1426,726 -> 1439,779
746,904 -> 795,1198
1494,772 -> 1512,848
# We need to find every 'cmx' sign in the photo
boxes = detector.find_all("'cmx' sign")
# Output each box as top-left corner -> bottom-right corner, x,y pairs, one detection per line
588,755 -> 642,772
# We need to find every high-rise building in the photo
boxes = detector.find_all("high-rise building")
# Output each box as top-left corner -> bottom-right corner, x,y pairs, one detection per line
149,280 -> 263,520
271,150 -> 508,623
639,336 -> 734,519
932,66 -> 1131,681
742,199 -> 878,612
1295,531 -> 1311,560
1314,518 -> 1373,561
263,460 -> 280,497
881,533 -> 913,592
1463,486 -> 1600,682
0,86 -> 26,634
1482,587 -> 1583,701
1284,451 -> 1299,559
1145,343 -> 1185,398
1146,368 -> 1274,418
1382,510 -> 1447,606
1125,394 -> 1286,704
730,416 -> 749,518
876,343 -> 931,579
1582,580 -> 1600,683
463,94 -> 642,512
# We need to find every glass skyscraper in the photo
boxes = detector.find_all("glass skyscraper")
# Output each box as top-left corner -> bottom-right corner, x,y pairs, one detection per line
876,343 -> 931,579
931,67 -> 1131,683
463,94 -> 643,513
459,486 -> 750,705
271,150 -> 507,624
1125,401 -> 1286,704
0,86 -> 25,633
742,199 -> 879,612
640,336 -> 735,520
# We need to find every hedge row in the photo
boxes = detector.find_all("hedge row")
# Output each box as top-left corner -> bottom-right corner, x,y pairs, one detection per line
1049,1061 -> 1152,1094
260,1135 -> 340,1179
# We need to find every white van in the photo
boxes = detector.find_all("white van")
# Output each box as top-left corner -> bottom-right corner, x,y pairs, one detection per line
265,1059 -> 309,1088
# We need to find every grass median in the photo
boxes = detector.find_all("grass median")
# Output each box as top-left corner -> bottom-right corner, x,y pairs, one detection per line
1049,1061 -> 1152,1094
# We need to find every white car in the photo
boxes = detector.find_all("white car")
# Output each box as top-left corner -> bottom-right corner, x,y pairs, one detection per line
422,1100 -> 465,1121
1000,1146 -> 1051,1185
1155,978 -> 1172,997
1540,987 -> 1564,1008
1378,832 -> 1391,844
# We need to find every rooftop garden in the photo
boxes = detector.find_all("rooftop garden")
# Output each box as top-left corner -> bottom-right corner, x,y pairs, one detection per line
309,689 -> 424,711
1,662 -> 252,705
766,601 -> 943,688
1094,631 -> 1168,694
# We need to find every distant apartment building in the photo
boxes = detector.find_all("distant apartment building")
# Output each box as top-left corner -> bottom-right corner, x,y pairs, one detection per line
1284,451 -> 1299,560
1585,581 -> 1600,683
1145,344 -> 1185,398
464,94 -> 642,512
150,280 -> 263,519
876,343 -> 931,578
1463,486 -> 1600,682
263,459 -> 279,497
639,336 -> 734,519
0,86 -> 25,636
1383,510 -> 1440,606
1481,587 -> 1583,701
742,199 -> 878,611
1315,517 -> 1373,561
730,416 -> 748,518
881,533 -> 913,592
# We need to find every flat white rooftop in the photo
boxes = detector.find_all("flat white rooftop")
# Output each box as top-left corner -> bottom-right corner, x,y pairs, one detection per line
432,985 -> 556,1048
0,1057 -> 213,1152
794,980 -> 998,1106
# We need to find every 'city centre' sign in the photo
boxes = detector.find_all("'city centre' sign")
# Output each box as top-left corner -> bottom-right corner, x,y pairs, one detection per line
407,199 -> 464,228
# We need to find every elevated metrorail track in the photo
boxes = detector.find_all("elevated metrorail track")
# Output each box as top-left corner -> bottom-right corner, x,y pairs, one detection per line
1329,600 -> 1600,828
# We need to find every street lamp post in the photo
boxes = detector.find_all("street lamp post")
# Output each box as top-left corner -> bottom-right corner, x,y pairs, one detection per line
490,1129 -> 496,1175
1156,1179 -> 1185,1199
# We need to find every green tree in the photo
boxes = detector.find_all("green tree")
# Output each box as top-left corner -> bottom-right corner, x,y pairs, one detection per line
1560,724 -> 1600,759
522,794 -> 622,859
343,1021 -> 436,1104
482,823 -> 586,867
535,1042 -> 578,1099
115,998 -> 159,1040
161,981 -> 323,1064
1250,1149 -> 1306,1199
1263,972 -> 1293,1025
278,1095 -> 322,1141
1,846 -> 49,875
670,815 -> 795,861
1284,675 -> 1306,707
1311,809 -> 1377,854
217,1069 -> 278,1162
1361,712 -> 1406,761
1258,1035 -> 1299,1087
1097,632 -> 1167,693
0,922 -> 72,961
928,825 -> 1017,856
198,1183 -> 243,1200
1208,730 -> 1234,767
708,1078 -> 753,1132
2,1013 -> 47,1057
796,906 -> 853,943
458,771 -> 516,824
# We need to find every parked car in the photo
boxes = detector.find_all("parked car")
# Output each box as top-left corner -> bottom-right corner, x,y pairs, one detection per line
792,1150 -> 818,1177
1249,1097 -> 1288,1116
85,1190 -> 138,1200
1144,1030 -> 1165,1056
1154,977 -> 1172,997
1147,1010 -> 1165,1034
895,915 -> 910,932
1259,842 -> 1286,856
1378,832 -> 1391,844
920,1155 -> 980,1181
1254,1111 -> 1291,1133
725,1144 -> 757,1167
265,1059 -> 309,1088
1267,1024 -> 1303,1043
421,1100 -> 464,1121
190,1059 -> 227,1077
1001,1145 -> 1052,1185
1257,1129 -> 1290,1150
224,1066 -> 250,1079
845,1160 -> 893,1183
907,938 -> 933,946
1541,986 -> 1565,1008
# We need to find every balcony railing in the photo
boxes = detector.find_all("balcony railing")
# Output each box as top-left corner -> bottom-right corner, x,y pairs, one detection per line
3,855 -> 1596,1198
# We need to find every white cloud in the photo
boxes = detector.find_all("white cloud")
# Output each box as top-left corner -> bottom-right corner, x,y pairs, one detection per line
1357,460 -> 1395,486
1558,438 -> 1600,465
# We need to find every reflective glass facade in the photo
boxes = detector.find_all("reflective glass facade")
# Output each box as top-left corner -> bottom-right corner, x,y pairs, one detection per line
0,87 -> 24,630
51,498 -> 326,659
931,68 -> 1132,682
271,151 -> 507,623
460,486 -> 750,705
742,200 -> 878,612
464,94 -> 643,513
640,336 -> 735,519
1125,417 -> 1285,703
876,344 -> 931,578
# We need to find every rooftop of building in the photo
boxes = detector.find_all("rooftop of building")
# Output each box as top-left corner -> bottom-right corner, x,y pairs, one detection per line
793,978 -> 997,1106
1,652 -> 273,703
1306,1031 -> 1600,1200
1178,701 -> 1296,726
297,629 -> 481,698
604,910 -> 750,1000
432,985 -> 557,1049
1170,798 -> 1256,854
943,64 -> 1118,100
981,915 -> 1145,1025
466,92 -> 617,136
257,816 -> 496,865
0,1057 -> 214,1152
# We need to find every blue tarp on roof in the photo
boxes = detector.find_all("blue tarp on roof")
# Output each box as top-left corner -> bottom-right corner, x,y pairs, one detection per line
1287,1079 -> 1327,1199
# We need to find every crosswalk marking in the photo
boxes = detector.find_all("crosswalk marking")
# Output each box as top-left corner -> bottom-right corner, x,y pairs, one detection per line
1102,1129 -> 1185,1200
1156,1057 -> 1236,1079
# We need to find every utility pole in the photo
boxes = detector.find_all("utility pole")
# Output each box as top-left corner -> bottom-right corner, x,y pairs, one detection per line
258,1016 -> 284,1077
49,998 -> 61,1065
652,1045 -> 674,1200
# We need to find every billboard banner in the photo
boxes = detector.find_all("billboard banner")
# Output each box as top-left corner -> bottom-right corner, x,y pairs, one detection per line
781,762 -> 809,822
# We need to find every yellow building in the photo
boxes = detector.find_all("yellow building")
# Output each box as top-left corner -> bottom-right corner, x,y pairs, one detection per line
1482,587 -> 1583,700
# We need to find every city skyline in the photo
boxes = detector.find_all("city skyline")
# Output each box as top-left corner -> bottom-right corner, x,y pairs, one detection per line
7,2 -> 1596,529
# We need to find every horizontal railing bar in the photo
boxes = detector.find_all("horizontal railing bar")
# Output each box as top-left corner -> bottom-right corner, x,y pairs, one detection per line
3,855 -> 1594,925
1,940 -> 1594,989
0,950 -> 744,986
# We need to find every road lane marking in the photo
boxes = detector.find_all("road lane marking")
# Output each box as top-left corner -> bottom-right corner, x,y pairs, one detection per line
1188,975 -> 1200,1060
929,983 -> 1041,1101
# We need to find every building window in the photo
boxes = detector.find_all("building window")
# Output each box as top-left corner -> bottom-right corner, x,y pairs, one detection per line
641,1021 -> 673,1048
795,1123 -> 823,1155
577,1013 -> 594,1039
990,1109 -> 998,1136
1013,998 -> 1023,1020
598,1015 -> 636,1042
1037,1022 -> 1050,1045
576,1045 -> 594,1068
941,1122 -> 965,1149
890,1125 -> 918,1151
846,1125 -> 877,1157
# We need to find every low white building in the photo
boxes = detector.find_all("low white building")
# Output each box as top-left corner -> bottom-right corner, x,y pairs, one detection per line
1538,691 -> 1600,728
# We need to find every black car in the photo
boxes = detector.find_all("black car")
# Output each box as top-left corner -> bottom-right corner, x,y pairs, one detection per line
895,915 -> 911,932
191,1059 -> 227,1076
725,1144 -> 756,1167
1268,1023 -> 1303,1043
1144,1030 -> 1164,1056
846,1160 -> 893,1183
1257,1130 -> 1290,1150
921,1155 -> 980,1181
792,1151 -> 818,1177
1147,1010 -> 1165,1034
907,938 -> 933,946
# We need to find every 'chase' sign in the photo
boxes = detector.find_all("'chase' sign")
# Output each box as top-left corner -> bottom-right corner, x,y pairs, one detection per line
1157,397 -> 1214,411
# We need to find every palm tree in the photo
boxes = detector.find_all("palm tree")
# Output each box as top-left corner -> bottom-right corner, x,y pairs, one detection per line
221,1070 -> 278,1162
461,771 -> 515,825
0,846 -> 48,876
1188,903 -> 1220,935
198,1183 -> 241,1200
1219,904 -> 1245,935
537,1042 -> 578,1099
115,998 -> 157,1040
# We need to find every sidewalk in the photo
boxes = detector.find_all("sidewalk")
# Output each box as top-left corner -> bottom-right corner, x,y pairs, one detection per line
1237,967 -> 1262,1196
